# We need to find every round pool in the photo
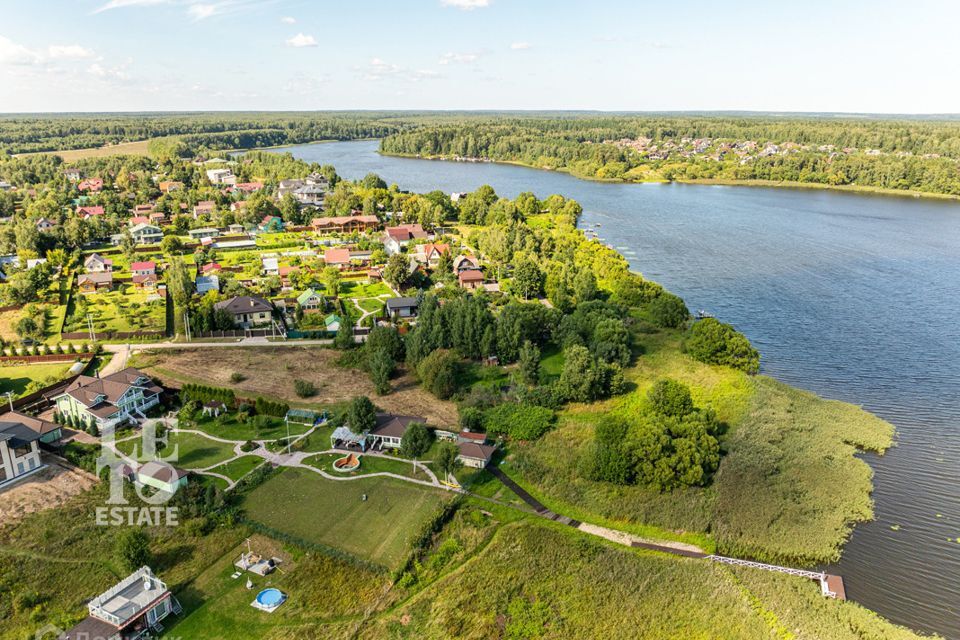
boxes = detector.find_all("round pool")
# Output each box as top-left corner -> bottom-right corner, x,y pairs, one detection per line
256,588 -> 285,607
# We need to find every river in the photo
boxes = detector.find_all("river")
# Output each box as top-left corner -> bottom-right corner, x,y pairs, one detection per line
268,139 -> 960,638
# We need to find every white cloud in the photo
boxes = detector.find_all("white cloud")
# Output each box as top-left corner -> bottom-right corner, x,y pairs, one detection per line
280,16 -> 296,24
94,0 -> 271,20
439,51 -> 480,65
48,45 -> 96,59
187,3 -> 219,20
510,42 -> 532,50
93,0 -> 170,13
358,58 -> 440,82
0,36 -> 42,65
440,0 -> 489,9
87,62 -> 130,82
286,33 -> 318,48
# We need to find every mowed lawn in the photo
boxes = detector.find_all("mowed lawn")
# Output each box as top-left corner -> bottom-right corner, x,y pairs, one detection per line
115,430 -> 236,469
0,362 -> 75,396
243,467 -> 448,569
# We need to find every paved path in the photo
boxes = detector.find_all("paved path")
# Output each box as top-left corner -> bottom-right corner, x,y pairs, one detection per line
488,466 -> 579,526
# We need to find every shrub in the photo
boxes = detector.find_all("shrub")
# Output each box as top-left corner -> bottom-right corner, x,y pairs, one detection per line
684,318 -> 760,373
346,396 -> 376,434
458,406 -> 485,432
485,403 -> 555,441
647,292 -> 690,328
294,378 -> 317,398
254,397 -> 288,417
647,378 -> 694,417
115,528 -> 151,572
416,349 -> 462,400
229,372 -> 245,383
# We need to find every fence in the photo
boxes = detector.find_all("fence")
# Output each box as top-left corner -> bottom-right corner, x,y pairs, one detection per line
61,330 -> 166,340
0,352 -> 93,364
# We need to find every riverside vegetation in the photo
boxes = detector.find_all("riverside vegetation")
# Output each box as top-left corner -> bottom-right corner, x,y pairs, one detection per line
0,134 -> 922,638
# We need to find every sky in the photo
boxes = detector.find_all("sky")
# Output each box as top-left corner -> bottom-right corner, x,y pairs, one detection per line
0,0 -> 958,114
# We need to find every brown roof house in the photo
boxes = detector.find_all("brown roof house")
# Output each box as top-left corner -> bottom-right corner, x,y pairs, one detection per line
63,566 -> 181,640
54,367 -> 163,432
382,224 -> 428,255
367,413 -> 426,450
77,271 -> 114,294
456,431 -> 497,468
214,295 -> 273,328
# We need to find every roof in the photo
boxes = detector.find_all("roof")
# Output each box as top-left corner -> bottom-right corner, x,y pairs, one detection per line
0,410 -> 58,438
261,257 -> 279,270
459,269 -> 484,282
195,275 -> 220,292
369,413 -> 426,439
86,566 -> 169,628
137,460 -> 187,484
331,425 -> 366,443
0,420 -> 42,448
78,272 -> 113,285
297,288 -> 322,305
77,205 -> 105,216
214,295 -> 272,315
459,430 -> 487,442
131,273 -> 158,285
60,368 -> 159,409
85,253 -> 112,266
312,214 -> 379,227
324,248 -> 351,264
200,262 -> 222,273
63,615 -> 121,640
385,297 -> 418,311
130,261 -> 156,271
129,222 -> 162,234
458,441 -> 497,462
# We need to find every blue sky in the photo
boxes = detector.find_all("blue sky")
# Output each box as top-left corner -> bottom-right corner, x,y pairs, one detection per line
0,0 -> 957,113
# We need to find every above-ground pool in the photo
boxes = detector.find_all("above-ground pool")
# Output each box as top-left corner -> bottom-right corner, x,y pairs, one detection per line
252,588 -> 286,613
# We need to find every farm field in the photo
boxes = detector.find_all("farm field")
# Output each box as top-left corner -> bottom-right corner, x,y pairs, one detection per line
18,139 -> 153,161
130,346 -> 459,426
243,467 -> 449,569
0,361 -> 75,396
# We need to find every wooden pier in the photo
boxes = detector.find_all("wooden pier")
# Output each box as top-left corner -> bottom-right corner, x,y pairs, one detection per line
708,555 -> 846,600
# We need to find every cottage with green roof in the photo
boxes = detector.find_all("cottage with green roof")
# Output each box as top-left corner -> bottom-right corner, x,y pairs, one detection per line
297,288 -> 324,311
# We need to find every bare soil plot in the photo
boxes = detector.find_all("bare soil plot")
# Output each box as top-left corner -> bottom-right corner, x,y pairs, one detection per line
0,459 -> 98,525
133,346 -> 459,427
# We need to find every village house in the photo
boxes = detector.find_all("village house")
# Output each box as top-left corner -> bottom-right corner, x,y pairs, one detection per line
457,441 -> 497,468
415,243 -> 450,267
214,295 -> 274,328
62,566 -> 181,640
310,214 -> 379,234
206,168 -> 235,185
129,215 -> 150,226
382,224 -> 428,255
112,223 -> 163,245
261,257 -> 280,276
131,261 -> 158,289
322,248 -> 352,269
385,297 -> 419,319
149,211 -> 166,225
292,183 -> 325,206
132,203 -> 154,215
63,168 -> 82,182
188,227 -> 219,241
78,177 -> 103,192
54,368 -> 163,431
231,182 -> 264,194
77,205 -> 105,219
458,268 -> 485,289
199,262 -> 222,275
259,215 -> 283,232
452,254 -> 481,273
193,200 -> 217,217
35,217 -> 56,232
158,181 -> 184,194
0,412 -> 58,486
77,271 -> 114,294
230,200 -> 248,214
296,288 -> 324,311
84,253 -> 113,273
367,413 -> 427,450
135,460 -> 189,494
195,274 -> 220,295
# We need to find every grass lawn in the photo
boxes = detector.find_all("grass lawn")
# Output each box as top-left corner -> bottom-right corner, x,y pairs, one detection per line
207,455 -> 264,482
160,534 -> 390,640
243,467 -> 449,569
0,303 -> 69,344
340,280 -> 392,298
64,285 -> 166,334
0,361 -> 75,396
303,452 -> 426,479
539,343 -> 565,383
354,297 -> 384,313
190,413 -> 311,442
116,430 -> 237,469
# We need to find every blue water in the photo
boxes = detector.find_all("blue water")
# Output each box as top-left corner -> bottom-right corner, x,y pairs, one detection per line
271,139 -> 960,638
257,588 -> 284,606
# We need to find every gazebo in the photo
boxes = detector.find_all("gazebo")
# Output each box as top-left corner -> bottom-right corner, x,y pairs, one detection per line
330,426 -> 367,451
285,408 -> 318,426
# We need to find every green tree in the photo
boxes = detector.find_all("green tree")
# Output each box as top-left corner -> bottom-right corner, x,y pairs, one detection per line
572,269 -> 598,303
115,528 -> 151,572
383,253 -> 410,289
416,349 -> 461,400
368,347 -> 395,395
647,293 -> 689,329
346,396 -> 376,434
400,422 -> 431,458
435,441 -> 461,479
161,234 -> 185,255
321,266 -> 341,298
518,340 -> 540,385
334,318 -> 354,349
511,256 -> 543,300
647,378 -> 694,417
366,325 -> 405,362
685,318 -> 760,374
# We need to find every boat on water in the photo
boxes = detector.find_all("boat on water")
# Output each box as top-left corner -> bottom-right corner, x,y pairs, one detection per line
695,310 -> 714,319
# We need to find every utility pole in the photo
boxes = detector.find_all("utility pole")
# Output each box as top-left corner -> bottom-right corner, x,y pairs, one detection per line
4,391 -> 14,411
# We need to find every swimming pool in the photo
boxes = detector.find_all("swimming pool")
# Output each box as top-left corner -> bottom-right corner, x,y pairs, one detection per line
252,588 -> 286,612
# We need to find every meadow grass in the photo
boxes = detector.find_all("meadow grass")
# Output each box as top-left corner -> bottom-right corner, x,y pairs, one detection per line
0,361 -> 74,396
509,325 -> 894,565
206,455 -> 264,482
242,467 -> 449,570
191,414 -> 311,442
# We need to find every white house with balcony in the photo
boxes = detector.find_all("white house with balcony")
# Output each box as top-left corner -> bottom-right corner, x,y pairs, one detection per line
63,566 -> 181,640
53,368 -> 163,432
0,413 -> 52,487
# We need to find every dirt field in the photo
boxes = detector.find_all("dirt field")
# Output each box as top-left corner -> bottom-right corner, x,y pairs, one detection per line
132,346 -> 460,427
0,458 -> 98,525
18,139 -> 152,162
